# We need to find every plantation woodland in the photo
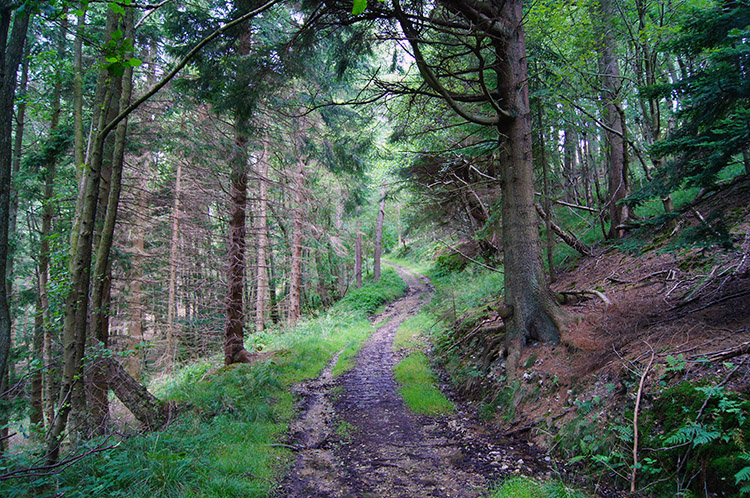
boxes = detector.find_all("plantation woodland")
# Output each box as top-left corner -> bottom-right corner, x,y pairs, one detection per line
0,0 -> 749,496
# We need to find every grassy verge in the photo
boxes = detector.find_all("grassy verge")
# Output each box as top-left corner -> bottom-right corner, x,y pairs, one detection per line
394,351 -> 454,416
485,477 -> 588,498
0,270 -> 406,498
392,311 -> 454,416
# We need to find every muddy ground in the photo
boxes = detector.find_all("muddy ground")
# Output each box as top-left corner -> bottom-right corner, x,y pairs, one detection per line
276,264 -> 551,498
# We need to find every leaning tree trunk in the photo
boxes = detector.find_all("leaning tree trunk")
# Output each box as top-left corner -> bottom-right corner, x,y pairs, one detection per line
89,31 -> 134,436
102,357 -> 168,430
495,0 -> 564,378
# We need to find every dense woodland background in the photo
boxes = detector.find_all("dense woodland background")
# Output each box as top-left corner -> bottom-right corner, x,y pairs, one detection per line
0,0 -> 748,496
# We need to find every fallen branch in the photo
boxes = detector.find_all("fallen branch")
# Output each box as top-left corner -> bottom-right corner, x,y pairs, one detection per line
446,315 -> 507,353
631,348 -> 655,493
436,238 -> 503,273
694,341 -> 750,362
535,203 -> 593,256
684,289 -> 750,315
557,289 -> 611,306
0,440 -> 118,480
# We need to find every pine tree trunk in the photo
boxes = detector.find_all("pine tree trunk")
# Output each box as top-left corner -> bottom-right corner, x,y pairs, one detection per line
354,222 -> 362,289
224,122 -> 252,364
165,160 -> 182,368
494,0 -> 563,378
16,29 -> 36,428
373,190 -> 385,282
563,125 -> 577,204
255,138 -> 269,332
126,155 -> 149,377
0,7 -> 30,454
592,0 -> 629,239
537,105 -> 555,283
288,155 -> 305,325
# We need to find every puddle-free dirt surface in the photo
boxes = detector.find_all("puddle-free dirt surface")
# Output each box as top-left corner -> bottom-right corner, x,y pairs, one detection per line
277,264 -> 550,498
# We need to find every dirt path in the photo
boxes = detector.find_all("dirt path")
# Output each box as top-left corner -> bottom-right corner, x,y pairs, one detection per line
277,264 -> 549,498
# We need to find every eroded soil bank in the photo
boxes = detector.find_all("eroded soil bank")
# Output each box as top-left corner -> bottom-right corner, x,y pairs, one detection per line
276,265 -> 550,498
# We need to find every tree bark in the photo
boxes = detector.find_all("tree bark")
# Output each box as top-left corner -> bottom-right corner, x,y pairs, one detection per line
255,138 -> 270,332
288,154 -> 305,325
373,189 -> 386,282
0,6 -> 30,454
224,121 -> 253,364
592,0 -> 629,239
492,0 -> 563,378
354,221 -> 362,288
165,160 -> 182,368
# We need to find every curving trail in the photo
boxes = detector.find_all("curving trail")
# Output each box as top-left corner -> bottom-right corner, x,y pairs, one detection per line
277,264 -> 547,498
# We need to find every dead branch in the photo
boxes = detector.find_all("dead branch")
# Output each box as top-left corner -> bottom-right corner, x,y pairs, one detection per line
632,348 -> 655,493
534,203 -> 593,256
446,316 -> 507,353
436,238 -> 503,273
557,289 -> 611,306
684,289 -> 750,315
0,440 -> 118,480
693,341 -> 750,362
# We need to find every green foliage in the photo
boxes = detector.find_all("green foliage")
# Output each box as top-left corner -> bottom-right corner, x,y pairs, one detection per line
486,476 -> 588,498
394,351 -> 454,416
425,265 -> 504,328
559,378 -> 750,497
0,274 -> 400,496
737,453 -> 750,496
338,267 -> 407,314
629,0 -> 749,245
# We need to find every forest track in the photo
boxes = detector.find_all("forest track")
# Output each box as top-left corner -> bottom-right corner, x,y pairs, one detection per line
276,264 -> 549,498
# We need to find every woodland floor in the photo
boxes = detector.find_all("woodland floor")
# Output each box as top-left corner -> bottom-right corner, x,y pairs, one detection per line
275,264 -> 550,498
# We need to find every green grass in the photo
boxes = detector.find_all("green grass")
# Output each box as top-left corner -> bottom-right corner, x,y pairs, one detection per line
394,351 -> 454,416
0,271 -> 407,498
393,312 -> 436,351
385,254 -> 434,275
486,477 -> 588,498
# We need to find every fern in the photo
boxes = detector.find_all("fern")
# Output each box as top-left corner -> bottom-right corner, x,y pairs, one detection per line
665,421 -> 720,447
737,454 -> 750,496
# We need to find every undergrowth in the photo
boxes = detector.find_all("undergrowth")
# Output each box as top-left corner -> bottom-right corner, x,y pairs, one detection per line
485,476 -> 588,498
0,270 -> 407,497
338,267 -> 407,314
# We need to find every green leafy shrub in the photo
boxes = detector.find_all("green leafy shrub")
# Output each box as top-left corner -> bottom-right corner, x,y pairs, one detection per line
338,267 -> 407,313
